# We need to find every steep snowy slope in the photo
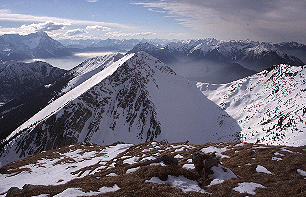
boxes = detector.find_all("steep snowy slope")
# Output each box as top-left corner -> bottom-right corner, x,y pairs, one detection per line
0,54 -> 124,144
61,53 -> 124,93
0,52 -> 240,166
198,65 -> 305,146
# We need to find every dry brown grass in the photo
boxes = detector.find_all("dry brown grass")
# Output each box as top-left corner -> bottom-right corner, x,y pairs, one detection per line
1,142 -> 305,197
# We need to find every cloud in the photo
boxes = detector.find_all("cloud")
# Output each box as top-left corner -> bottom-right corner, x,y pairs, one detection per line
86,0 -> 99,2
106,31 -> 157,38
133,0 -> 306,43
65,29 -> 87,36
86,25 -> 111,31
0,9 -> 130,29
21,22 -> 65,32
147,8 -> 166,14
0,21 -> 68,37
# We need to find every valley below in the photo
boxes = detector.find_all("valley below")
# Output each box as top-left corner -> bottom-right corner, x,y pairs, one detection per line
24,51 -> 118,70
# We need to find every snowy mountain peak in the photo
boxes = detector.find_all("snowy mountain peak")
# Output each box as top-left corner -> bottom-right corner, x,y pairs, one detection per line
122,51 -> 176,75
0,52 -> 240,166
129,43 -> 161,53
27,31 -> 48,38
0,32 -> 71,61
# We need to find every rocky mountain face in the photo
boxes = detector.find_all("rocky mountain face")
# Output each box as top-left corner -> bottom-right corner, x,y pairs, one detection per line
0,61 -> 66,105
129,40 -> 304,83
0,32 -> 72,61
0,52 -> 240,166
0,61 -> 68,142
198,65 -> 305,146
0,53 -> 124,143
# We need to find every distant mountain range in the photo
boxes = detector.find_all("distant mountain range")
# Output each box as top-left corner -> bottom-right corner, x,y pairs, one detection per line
0,32 -> 72,61
0,31 -> 304,84
129,40 -> 305,83
59,38 -> 170,51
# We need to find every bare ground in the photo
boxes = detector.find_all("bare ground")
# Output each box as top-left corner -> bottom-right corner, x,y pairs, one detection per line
0,141 -> 305,197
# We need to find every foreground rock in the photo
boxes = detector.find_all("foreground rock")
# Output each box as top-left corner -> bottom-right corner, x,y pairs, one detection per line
0,142 -> 305,196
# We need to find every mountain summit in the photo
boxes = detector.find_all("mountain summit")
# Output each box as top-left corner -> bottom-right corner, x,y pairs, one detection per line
0,52 -> 240,166
0,32 -> 71,61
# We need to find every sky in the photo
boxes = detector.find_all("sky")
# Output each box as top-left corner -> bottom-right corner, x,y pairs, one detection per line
0,0 -> 305,43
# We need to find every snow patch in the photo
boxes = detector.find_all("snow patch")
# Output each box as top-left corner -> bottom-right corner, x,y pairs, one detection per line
54,184 -> 120,197
297,169 -> 306,177
280,147 -> 295,153
106,173 -> 118,177
126,167 -> 140,174
140,156 -> 156,162
233,182 -> 265,195
208,164 -> 237,186
0,144 -> 132,193
274,152 -> 285,157
201,146 -> 230,158
145,175 -> 206,193
256,165 -> 272,174
123,156 -> 139,165
174,154 -> 184,159
182,164 -> 194,170
150,162 -> 166,166
271,157 -> 282,161
174,147 -> 185,152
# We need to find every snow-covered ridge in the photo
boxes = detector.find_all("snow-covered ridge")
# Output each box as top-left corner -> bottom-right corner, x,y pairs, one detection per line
61,53 -> 124,93
198,64 -> 305,146
6,53 -> 135,141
